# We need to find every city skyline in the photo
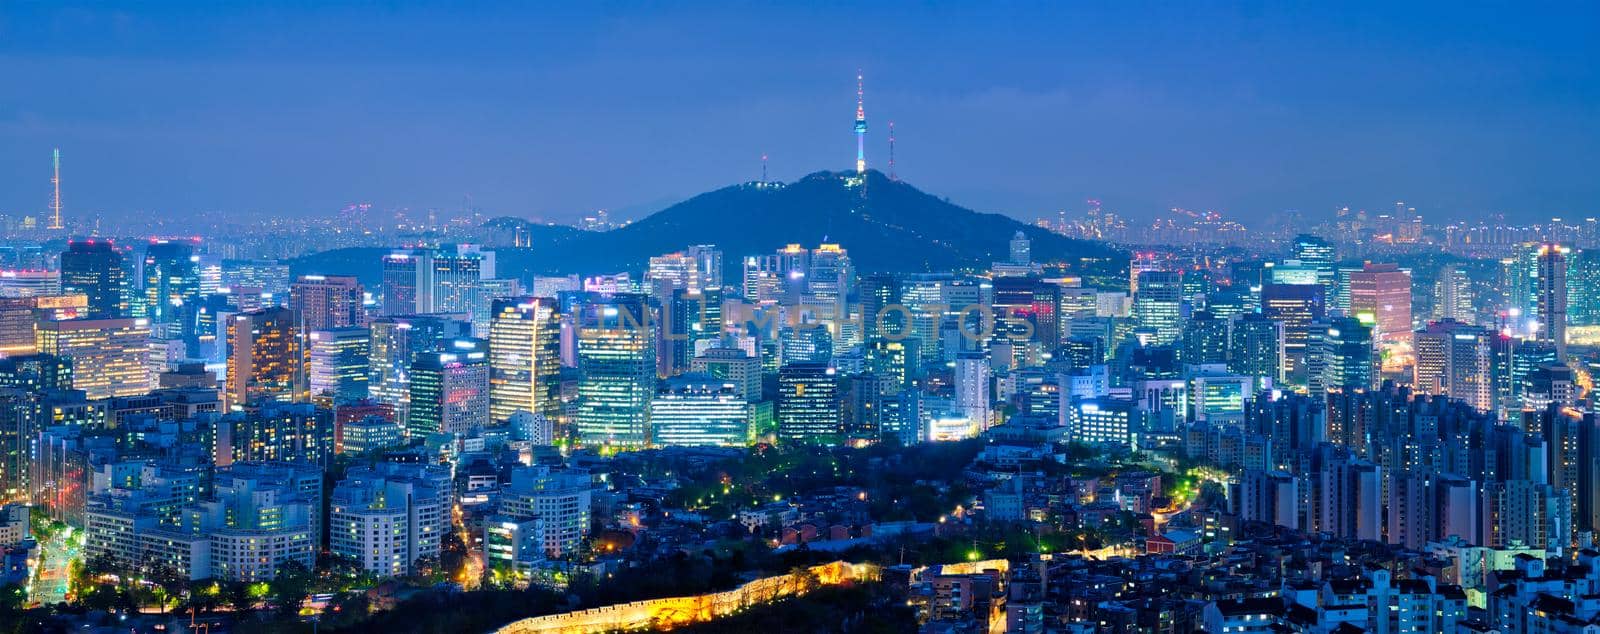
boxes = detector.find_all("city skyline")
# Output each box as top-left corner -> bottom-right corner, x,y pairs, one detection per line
9,6 -> 1600,632
3,3 -> 1599,224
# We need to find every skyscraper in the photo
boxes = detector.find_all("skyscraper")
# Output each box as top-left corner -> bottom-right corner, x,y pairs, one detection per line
1228,312 -> 1285,385
1261,283 -> 1325,385
59,239 -> 126,318
1432,264 -> 1474,324
1537,243 -> 1569,360
141,239 -> 201,326
290,274 -> 366,331
954,352 -> 991,429
1133,271 -> 1183,345
407,338 -> 490,437
1413,319 -> 1493,412
381,252 -> 422,315
0,388 -> 40,498
488,297 -> 562,424
35,317 -> 151,400
367,315 -> 472,427
307,327 -> 371,404
1004,277 -> 1064,350
1179,310 -> 1229,365
1316,317 -> 1375,396
574,294 -> 656,448
1290,234 -> 1337,292
225,306 -> 308,409
1349,263 -> 1412,347
805,243 -> 852,323
777,361 -> 841,444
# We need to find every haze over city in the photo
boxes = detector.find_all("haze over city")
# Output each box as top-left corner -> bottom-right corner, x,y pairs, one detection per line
3,2 -> 1599,224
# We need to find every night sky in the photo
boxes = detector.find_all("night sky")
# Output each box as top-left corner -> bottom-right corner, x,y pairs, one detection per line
2,2 -> 1598,224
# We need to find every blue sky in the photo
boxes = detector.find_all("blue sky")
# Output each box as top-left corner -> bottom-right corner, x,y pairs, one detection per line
2,2 -> 1597,224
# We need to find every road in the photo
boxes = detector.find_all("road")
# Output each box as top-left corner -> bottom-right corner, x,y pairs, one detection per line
30,525 -> 79,606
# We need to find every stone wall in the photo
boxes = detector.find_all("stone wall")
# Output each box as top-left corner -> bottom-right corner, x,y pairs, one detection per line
495,560 -> 881,633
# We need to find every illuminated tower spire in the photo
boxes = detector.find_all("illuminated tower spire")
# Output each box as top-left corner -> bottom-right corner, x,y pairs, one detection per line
48,148 -> 63,230
854,71 -> 867,175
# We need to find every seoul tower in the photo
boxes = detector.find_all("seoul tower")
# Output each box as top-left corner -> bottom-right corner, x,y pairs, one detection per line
854,71 -> 867,175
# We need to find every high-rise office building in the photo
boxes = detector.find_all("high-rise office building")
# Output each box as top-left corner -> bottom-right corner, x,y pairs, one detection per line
367,315 -> 472,426
741,254 -> 783,303
382,246 -> 495,317
649,375 -> 749,446
1349,263 -> 1413,347
0,270 -> 60,298
1433,264 -> 1475,324
779,326 -> 833,365
804,244 -> 852,322
954,352 -> 991,429
0,298 -> 38,357
428,249 -> 487,315
0,353 -> 73,392
225,306 -> 308,409
1413,319 -> 1494,412
859,273 -> 903,341
1228,312 -> 1285,385
1009,231 -> 1032,265
1180,310 -> 1229,365
59,239 -> 126,318
1261,283 -> 1325,385
1537,243 -> 1569,360
407,338 -> 490,437
381,252 -> 422,315
0,388 -> 39,499
213,402 -> 334,467
1133,270 -> 1183,345
141,239 -> 200,325
777,361 -> 841,444
488,297 -> 562,425
1569,249 -> 1600,326
307,327 -> 371,404
35,317 -> 151,399
290,274 -> 366,331
864,337 -> 919,395
690,347 -> 761,401
1290,234 -> 1337,292
646,245 -> 721,296
990,277 -> 1058,349
574,294 -> 655,448
1315,317 -> 1375,396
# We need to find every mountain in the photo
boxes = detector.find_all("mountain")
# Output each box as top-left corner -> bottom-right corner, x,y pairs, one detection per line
291,170 -> 1123,286
492,170 -> 1121,280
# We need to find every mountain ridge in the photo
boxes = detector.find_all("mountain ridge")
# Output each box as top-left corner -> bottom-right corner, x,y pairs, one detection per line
292,170 -> 1123,285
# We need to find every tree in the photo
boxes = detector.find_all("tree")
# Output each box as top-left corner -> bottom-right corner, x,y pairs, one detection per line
0,583 -> 25,614
146,561 -> 188,614
269,560 -> 315,617
224,581 -> 256,613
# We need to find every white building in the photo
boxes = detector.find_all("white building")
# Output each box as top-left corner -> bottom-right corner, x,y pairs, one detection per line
500,466 -> 591,557
329,469 -> 447,577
